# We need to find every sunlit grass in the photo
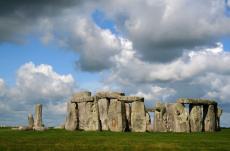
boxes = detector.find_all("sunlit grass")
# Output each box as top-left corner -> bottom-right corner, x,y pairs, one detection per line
0,128 -> 229,151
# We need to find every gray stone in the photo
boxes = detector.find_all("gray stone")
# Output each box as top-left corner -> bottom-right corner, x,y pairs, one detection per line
125,103 -> 131,131
96,91 -> 125,99
204,105 -> 216,132
28,113 -> 34,128
84,99 -> 100,131
165,103 -> 175,132
71,96 -> 94,103
118,96 -> 144,102
34,104 -> 43,128
98,98 -> 109,131
131,101 -> 146,132
189,105 -> 203,132
73,91 -> 91,98
108,99 -> 126,132
153,102 -> 167,132
173,103 -> 190,132
146,112 -> 151,132
78,102 -> 87,130
65,102 -> 78,131
177,98 -> 217,105
216,107 -> 223,131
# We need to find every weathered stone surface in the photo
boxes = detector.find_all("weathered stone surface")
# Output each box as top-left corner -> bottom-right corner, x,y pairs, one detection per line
108,99 -> 126,132
34,104 -> 43,128
131,101 -> 146,132
189,105 -> 203,132
177,98 -> 217,105
65,102 -> 78,131
98,98 -> 109,131
84,100 -> 100,131
73,91 -> 91,98
28,113 -> 34,128
204,105 -> 216,132
71,96 -> 94,103
153,102 -> 167,132
78,102 -> 87,130
125,103 -> 131,131
173,103 -> 190,132
96,91 -> 125,99
118,96 -> 144,102
216,107 -> 223,131
165,103 -> 175,132
146,112 -> 152,132
146,108 -> 155,112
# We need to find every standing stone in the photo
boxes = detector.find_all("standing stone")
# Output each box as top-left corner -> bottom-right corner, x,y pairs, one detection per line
65,102 -> 78,131
28,113 -> 34,129
204,105 -> 216,132
98,98 -> 109,131
189,105 -> 203,132
84,98 -> 100,131
146,112 -> 151,132
153,103 -> 167,132
131,101 -> 146,132
34,104 -> 43,128
78,102 -> 87,130
125,103 -> 131,131
216,107 -> 223,131
108,99 -> 126,132
165,103 -> 175,132
173,103 -> 190,132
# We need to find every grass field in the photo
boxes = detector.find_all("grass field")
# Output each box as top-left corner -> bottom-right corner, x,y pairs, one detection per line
0,128 -> 230,151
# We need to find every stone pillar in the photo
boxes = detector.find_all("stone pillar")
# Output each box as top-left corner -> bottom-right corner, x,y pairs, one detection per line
125,103 -> 131,131
131,101 -> 146,132
204,105 -> 216,132
84,98 -> 100,131
189,104 -> 203,132
173,103 -> 190,132
153,103 -> 167,132
34,104 -> 43,128
65,102 -> 78,131
216,107 -> 223,131
146,112 -> 151,132
98,98 -> 109,131
165,103 -> 175,132
28,113 -> 34,128
108,99 -> 126,132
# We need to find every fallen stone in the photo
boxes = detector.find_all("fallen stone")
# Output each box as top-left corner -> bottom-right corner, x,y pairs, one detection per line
177,98 -> 217,105
65,102 -> 78,131
98,98 -> 109,131
189,105 -> 203,132
131,101 -> 146,132
108,99 -> 126,132
204,105 -> 216,132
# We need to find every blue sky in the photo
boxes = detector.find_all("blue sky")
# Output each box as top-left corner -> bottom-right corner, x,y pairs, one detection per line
0,0 -> 230,127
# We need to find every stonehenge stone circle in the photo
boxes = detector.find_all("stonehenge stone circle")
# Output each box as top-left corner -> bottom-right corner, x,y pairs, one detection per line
28,113 -> 34,129
34,104 -> 43,129
64,92 -> 223,133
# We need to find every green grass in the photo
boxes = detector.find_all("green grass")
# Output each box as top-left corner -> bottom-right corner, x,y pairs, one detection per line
0,128 -> 230,151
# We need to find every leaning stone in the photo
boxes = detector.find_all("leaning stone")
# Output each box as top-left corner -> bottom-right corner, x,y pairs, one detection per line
204,105 -> 216,132
177,98 -> 217,105
34,104 -> 43,128
146,112 -> 152,132
189,105 -> 203,132
173,103 -> 190,132
28,113 -> 34,128
216,107 -> 223,131
84,99 -> 100,131
98,98 -> 109,131
131,101 -> 146,132
125,103 -> 131,131
108,99 -> 126,132
65,102 -> 78,131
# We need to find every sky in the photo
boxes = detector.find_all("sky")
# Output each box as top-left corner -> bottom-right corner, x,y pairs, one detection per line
0,0 -> 230,127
